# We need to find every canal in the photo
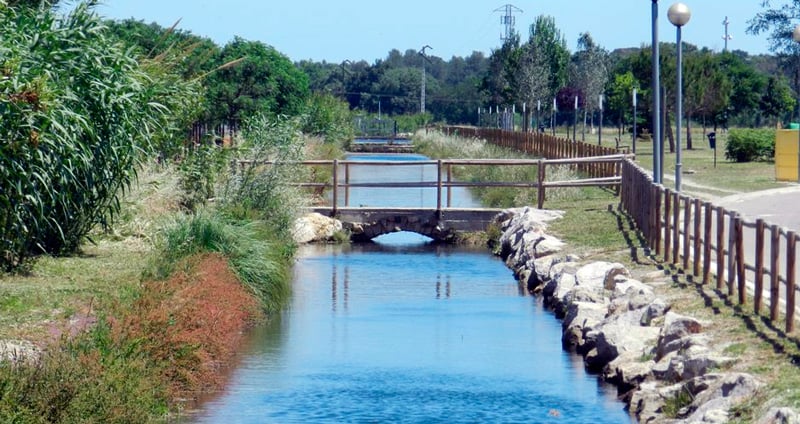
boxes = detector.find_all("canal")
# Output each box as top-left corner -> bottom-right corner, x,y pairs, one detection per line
191,152 -> 632,423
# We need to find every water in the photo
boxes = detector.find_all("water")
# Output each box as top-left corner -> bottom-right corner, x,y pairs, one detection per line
190,154 -> 632,423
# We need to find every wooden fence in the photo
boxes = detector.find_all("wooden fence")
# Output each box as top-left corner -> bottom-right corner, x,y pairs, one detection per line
440,126 -> 627,182
453,126 -> 800,333
621,160 -> 799,333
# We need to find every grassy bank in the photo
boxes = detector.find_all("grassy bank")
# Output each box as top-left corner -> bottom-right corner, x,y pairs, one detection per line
0,123 -> 344,421
415,129 -> 800,421
0,162 -> 297,421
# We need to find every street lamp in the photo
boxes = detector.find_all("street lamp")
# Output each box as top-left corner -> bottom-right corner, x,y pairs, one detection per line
793,25 -> 800,183
651,0 -> 662,184
668,2 -> 691,192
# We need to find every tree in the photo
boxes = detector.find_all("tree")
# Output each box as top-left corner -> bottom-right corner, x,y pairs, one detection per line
606,72 -> 639,140
761,76 -> 796,125
205,37 -> 309,126
747,3 -> 800,104
570,33 -> 610,137
683,50 -> 731,148
527,16 -> 570,101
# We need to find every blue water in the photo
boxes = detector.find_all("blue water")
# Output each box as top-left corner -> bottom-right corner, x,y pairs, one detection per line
190,154 -> 632,423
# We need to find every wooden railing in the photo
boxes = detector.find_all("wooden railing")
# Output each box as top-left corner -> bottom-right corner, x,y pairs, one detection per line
456,126 -> 799,333
235,156 -> 628,215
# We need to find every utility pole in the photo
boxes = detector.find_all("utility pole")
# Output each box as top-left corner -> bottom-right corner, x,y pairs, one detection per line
722,16 -> 732,52
494,4 -> 523,42
419,45 -> 432,114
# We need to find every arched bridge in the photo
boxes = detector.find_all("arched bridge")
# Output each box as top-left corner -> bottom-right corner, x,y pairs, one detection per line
308,207 -> 502,242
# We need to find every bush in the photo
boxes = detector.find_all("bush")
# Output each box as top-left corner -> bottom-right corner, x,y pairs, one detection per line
177,142 -> 230,211
725,128 -> 775,162
218,114 -> 307,236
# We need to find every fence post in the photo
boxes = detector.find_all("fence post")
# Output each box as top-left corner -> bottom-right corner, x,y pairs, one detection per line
664,189 -> 672,263
727,213 -> 737,296
683,197 -> 691,270
735,216 -> 746,305
716,207 -> 726,291
332,159 -> 339,216
755,219 -> 766,314
703,202 -> 712,285
693,198 -> 702,277
672,192 -> 680,266
786,231 -> 797,333
770,224 -> 781,322
345,162 -> 350,207
436,159 -> 443,214
446,163 -> 452,208
537,159 -> 546,209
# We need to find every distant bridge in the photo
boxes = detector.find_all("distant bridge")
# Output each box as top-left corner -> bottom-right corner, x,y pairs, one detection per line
307,206 -> 502,242
237,155 -> 628,242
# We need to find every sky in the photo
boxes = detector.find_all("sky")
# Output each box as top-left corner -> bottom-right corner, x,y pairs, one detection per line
85,0 -> 775,63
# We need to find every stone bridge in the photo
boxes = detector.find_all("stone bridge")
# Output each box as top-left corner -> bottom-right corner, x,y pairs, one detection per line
308,207 -> 503,242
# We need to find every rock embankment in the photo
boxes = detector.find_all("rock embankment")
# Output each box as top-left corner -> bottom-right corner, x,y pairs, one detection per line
495,207 -> 795,424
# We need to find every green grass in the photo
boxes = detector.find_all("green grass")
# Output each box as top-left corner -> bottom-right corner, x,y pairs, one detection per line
547,125 -> 788,198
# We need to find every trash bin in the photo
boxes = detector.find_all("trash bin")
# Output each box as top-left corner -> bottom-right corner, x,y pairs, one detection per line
706,132 -> 716,149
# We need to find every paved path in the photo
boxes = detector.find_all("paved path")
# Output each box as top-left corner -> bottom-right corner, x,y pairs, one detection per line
715,185 -> 800,232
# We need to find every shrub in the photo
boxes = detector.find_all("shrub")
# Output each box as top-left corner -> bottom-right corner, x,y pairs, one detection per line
177,141 -> 230,211
725,128 -> 775,162
218,114 -> 307,236
301,93 -> 354,146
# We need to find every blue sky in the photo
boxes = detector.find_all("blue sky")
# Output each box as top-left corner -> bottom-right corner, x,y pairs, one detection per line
88,1 -> 774,62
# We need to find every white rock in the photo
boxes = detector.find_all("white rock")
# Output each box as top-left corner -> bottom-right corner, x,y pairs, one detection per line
292,213 -> 343,243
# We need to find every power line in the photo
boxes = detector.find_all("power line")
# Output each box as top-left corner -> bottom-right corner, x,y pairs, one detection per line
493,4 -> 523,42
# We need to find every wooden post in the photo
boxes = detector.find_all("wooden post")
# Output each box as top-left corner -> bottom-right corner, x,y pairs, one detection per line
332,159 -> 339,216
537,159 -> 546,209
683,196 -> 691,270
436,159 -> 443,214
755,219 -> 765,314
787,231 -> 797,333
446,163 -> 452,208
770,224 -> 781,322
703,202 -> 712,285
735,216 -> 746,305
673,192 -> 680,266
664,189 -> 672,263
344,162 -> 350,207
716,207 -> 726,291
728,214 -> 737,296
654,186 -> 662,256
693,198 -> 702,277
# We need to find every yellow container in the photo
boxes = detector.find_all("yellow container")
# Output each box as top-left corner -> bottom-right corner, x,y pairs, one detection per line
776,130 -> 800,182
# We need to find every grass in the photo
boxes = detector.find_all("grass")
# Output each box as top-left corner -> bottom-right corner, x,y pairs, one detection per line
547,125 -> 788,198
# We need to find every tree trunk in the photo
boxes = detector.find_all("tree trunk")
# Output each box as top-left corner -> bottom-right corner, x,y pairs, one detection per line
582,109 -> 587,141
662,88 -> 674,153
523,110 -> 530,132
666,118 -> 675,154
686,113 -> 693,150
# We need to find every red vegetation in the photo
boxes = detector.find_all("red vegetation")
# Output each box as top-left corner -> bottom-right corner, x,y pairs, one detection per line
111,253 -> 264,400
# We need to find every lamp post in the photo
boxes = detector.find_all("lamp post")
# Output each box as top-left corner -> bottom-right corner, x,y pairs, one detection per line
668,2 -> 691,192
651,0 -> 662,184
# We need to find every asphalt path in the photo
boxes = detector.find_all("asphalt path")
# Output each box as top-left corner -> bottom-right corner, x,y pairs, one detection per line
713,185 -> 800,319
